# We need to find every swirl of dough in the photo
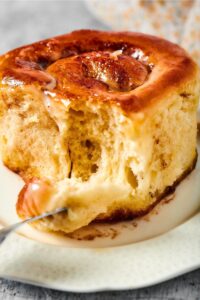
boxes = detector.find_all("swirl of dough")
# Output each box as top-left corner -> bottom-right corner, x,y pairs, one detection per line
0,30 -> 195,113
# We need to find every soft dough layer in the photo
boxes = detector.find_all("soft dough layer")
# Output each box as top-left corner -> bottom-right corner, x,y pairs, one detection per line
0,83 -> 199,233
0,30 -> 199,234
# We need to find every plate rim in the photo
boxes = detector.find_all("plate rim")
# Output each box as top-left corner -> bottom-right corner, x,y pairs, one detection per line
2,264 -> 200,292
0,211 -> 200,292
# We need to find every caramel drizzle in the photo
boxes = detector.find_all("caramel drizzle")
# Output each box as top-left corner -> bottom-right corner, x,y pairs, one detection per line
0,40 -> 152,93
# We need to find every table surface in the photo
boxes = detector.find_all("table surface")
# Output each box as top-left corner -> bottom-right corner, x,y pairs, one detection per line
0,1 -> 199,299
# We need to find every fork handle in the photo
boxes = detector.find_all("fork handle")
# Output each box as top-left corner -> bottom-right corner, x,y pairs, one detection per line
0,218 -> 40,245
0,228 -> 9,244
0,207 -> 67,245
0,222 -> 25,245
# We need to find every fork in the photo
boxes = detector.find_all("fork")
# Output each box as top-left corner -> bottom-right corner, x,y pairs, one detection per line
0,207 -> 67,245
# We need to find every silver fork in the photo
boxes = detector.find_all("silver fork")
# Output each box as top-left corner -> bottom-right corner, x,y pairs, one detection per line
0,207 -> 67,245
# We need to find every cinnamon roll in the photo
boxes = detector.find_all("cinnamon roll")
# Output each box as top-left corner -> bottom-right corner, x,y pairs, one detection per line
0,30 -> 199,234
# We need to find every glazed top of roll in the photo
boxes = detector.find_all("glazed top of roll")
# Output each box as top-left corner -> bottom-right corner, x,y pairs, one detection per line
0,30 -> 198,113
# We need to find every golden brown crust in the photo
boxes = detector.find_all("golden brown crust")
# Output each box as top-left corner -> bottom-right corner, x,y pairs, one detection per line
16,178 -> 53,219
0,30 -> 198,113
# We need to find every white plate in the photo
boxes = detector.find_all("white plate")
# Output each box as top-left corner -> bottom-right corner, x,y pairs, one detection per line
0,213 -> 199,292
0,137 -> 199,291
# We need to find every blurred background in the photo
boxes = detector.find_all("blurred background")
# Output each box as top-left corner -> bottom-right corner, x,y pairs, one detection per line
0,0 -> 108,54
0,0 -> 200,66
